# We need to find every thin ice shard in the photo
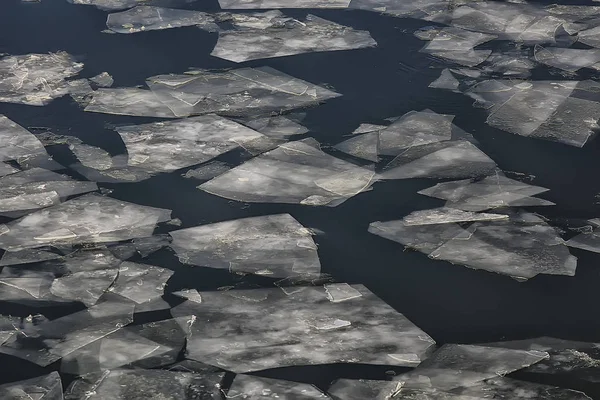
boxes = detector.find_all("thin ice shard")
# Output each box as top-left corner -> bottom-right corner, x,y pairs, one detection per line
0,298 -> 135,366
567,219 -> 600,254
172,289 -> 203,303
0,193 -> 172,250
0,115 -> 47,163
109,261 -> 173,305
402,208 -> 509,225
182,161 -> 231,180
67,0 -> 201,11
419,27 -> 496,67
212,14 -> 377,62
0,315 -> 20,345
170,214 -> 320,277
228,375 -> 329,399
65,369 -> 224,399
0,372 -> 63,400
324,283 -> 362,302
219,0 -> 350,9
0,52 -> 84,106
0,248 -> 62,266
369,211 -> 576,280
199,139 -> 375,207
171,284 -> 435,372
107,6 -> 219,34
334,131 -> 379,162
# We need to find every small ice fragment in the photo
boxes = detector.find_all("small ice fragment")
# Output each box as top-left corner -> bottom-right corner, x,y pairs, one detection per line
402,208 -> 509,225
0,115 -> 47,163
324,283 -> 362,302
172,289 -> 202,303
107,6 -> 219,34
306,316 -> 351,330
227,375 -> 328,399
235,115 -> 309,138
133,234 -> 171,257
109,261 -> 173,305
0,372 -> 63,400
182,161 -> 231,180
90,72 -> 114,87
219,0 -> 350,9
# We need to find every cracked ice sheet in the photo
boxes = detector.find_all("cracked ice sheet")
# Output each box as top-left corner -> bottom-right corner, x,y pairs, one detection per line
61,316 -> 191,375
369,211 -> 576,280
0,52 -> 83,106
199,139 -> 375,207
0,372 -> 63,400
464,80 -> 600,147
402,208 -> 509,225
567,219 -> 600,254
228,375 -> 329,399
0,193 -> 172,251
85,67 -> 340,118
419,27 -> 496,67
0,167 -> 98,218
170,214 -> 320,278
171,284 -> 435,372
484,337 -> 600,383
0,115 -> 47,163
233,114 -> 309,138
534,46 -> 600,73
212,13 -> 377,63
107,6 -> 219,34
65,369 -> 224,399
0,297 -> 134,366
418,173 -> 554,211
108,261 -> 173,306
219,0 -> 350,9
0,315 -> 20,344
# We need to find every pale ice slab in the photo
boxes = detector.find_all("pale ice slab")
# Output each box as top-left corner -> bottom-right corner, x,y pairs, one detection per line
0,298 -> 134,366
107,6 -> 219,34
0,372 -> 63,400
534,46 -> 600,72
369,211 -> 576,280
0,52 -> 83,106
61,316 -> 191,375
228,375 -> 329,399
0,315 -> 19,345
115,114 -> 265,175
171,284 -> 435,372
172,288 -> 203,303
199,139 -> 375,207
418,173 -> 553,211
65,369 -> 224,399
85,67 -> 340,118
67,0 -> 199,11
0,162 -> 19,177
219,0 -> 350,9
0,115 -> 47,163
334,131 -> 379,162
169,214 -> 321,277
403,208 -> 509,225
90,71 -> 114,88
0,167 -> 98,217
567,218 -> 600,254
420,27 -> 496,67
212,14 -> 377,62
108,261 -> 173,305
348,0 -> 451,18
234,115 -> 309,138
0,248 -> 62,267
182,161 -> 231,180
0,193 -> 172,250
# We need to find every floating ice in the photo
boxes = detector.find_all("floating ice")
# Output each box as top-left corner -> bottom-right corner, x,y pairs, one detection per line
228,375 -> 329,399
170,214 -> 320,277
107,6 -> 219,34
0,248 -> 62,266
132,234 -> 171,257
418,172 -> 554,211
369,210 -> 576,280
61,316 -> 192,375
0,193 -> 172,250
402,207 -> 509,225
534,45 -> 600,72
334,131 -> 379,162
182,161 -> 231,180
199,139 -> 375,207
85,67 -> 340,118
0,372 -> 63,400
219,0 -> 350,9
0,298 -> 134,366
171,284 -> 435,372
67,0 -> 201,11
324,283 -> 362,302
90,72 -> 114,88
234,114 -> 309,138
0,52 -> 83,106
172,288 -> 203,303
0,315 -> 19,344
212,13 -> 377,62
108,261 -> 173,305
567,218 -> 600,253
0,115 -> 47,163
419,27 -> 496,67
0,167 -> 98,218
65,369 -> 224,399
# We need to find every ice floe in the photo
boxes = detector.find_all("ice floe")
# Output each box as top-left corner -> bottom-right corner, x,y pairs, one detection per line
369,210 -> 576,280
199,139 -> 375,206
171,284 -> 435,372
169,214 -> 321,277
0,115 -> 47,163
219,0 -> 350,9
0,372 -> 63,400
212,13 -> 376,62
228,375 -> 329,399
107,6 -> 219,34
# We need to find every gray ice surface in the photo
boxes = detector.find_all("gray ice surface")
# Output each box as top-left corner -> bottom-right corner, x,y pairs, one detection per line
0,372 -> 63,400
228,375 -> 329,399
0,115 -> 47,163
219,0 -> 350,9
107,6 -> 219,34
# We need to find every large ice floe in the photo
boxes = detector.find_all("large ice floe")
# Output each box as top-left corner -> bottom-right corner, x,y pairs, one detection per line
169,214 -> 321,277
328,343 -> 592,399
219,0 -> 350,9
211,12 -> 377,62
369,209 -> 576,280
84,67 -> 341,118
0,193 -> 172,250
228,375 -> 329,399
198,139 -> 376,206
106,6 -> 219,34
171,283 -> 435,372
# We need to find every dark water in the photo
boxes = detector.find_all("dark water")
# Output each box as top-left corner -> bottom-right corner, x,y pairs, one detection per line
2,0 -> 600,397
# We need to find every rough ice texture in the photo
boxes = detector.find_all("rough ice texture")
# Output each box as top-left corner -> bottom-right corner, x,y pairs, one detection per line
0,193 -> 172,250
419,27 -> 496,67
212,14 -> 377,62
402,208 -> 509,225
567,222 -> 600,254
0,52 -> 83,106
108,261 -> 173,305
0,298 -> 135,366
85,67 -> 340,118
0,115 -> 47,163
182,161 -> 231,180
90,72 -> 114,87
418,173 -> 554,211
65,369 -> 224,399
369,211 -> 577,280
534,46 -> 600,72
228,375 -> 329,399
334,131 -> 379,162
0,372 -> 63,400
199,139 -> 375,207
234,114 -> 309,138
169,214 -> 321,277
219,0 -> 350,9
67,0 -> 199,10
171,284 -> 435,372
107,6 -> 219,34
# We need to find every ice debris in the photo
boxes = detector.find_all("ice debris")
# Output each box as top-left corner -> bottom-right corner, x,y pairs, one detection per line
171,284 -> 435,372
0,372 -> 63,400
228,375 -> 329,399
169,214 -> 321,277
107,6 -> 219,34
85,67 -> 340,118
566,218 -> 600,254
90,71 -> 114,88
212,13 -> 377,62
369,210 -> 577,280
199,139 -> 375,207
